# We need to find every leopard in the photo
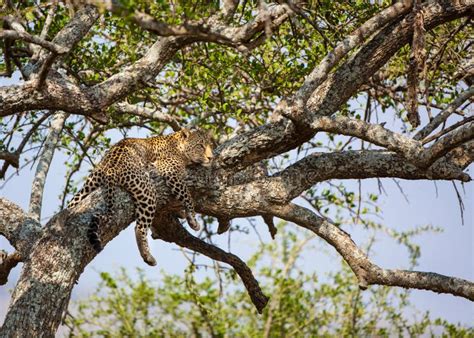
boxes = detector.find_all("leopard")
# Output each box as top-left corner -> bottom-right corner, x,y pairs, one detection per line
67,128 -> 214,266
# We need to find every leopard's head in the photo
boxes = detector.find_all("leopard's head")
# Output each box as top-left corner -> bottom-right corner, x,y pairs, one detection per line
177,128 -> 215,166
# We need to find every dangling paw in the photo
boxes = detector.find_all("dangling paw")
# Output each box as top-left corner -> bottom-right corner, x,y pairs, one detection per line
186,214 -> 200,231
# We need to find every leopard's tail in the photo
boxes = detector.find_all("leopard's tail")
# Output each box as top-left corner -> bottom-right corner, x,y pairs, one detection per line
67,171 -> 104,209
88,214 -> 103,252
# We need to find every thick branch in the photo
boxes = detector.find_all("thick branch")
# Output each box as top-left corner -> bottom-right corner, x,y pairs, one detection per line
201,145 -> 473,215
274,146 -> 472,201
28,112 -> 67,221
0,198 -> 41,254
0,77 -> 104,120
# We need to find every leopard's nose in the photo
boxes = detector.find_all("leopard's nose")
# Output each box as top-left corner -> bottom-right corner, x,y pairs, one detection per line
205,146 -> 214,161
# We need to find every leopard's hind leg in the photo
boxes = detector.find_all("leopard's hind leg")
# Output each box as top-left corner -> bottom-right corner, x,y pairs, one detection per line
122,171 -> 158,266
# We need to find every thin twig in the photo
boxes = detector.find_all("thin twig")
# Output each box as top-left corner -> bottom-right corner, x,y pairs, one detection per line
451,181 -> 465,225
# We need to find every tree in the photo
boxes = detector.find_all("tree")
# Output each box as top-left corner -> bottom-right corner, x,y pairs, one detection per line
0,0 -> 473,336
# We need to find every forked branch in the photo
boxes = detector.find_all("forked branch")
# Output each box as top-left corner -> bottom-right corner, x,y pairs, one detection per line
268,203 -> 474,301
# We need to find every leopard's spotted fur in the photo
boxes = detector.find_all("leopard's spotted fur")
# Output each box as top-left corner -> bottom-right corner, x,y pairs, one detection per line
68,128 -> 214,265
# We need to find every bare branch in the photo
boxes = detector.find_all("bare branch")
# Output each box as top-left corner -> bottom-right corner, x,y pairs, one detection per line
39,3 -> 57,39
421,121 -> 474,166
0,150 -> 19,168
262,215 -> 277,239
0,112 -> 53,179
114,102 -> 182,131
311,116 -> 423,162
270,203 -> 474,301
29,112 -> 67,221
152,212 -> 269,313
414,86 -> 474,140
34,53 -> 58,89
0,29 -> 69,55
422,116 -> 474,145
406,0 -> 426,128
366,268 -> 474,301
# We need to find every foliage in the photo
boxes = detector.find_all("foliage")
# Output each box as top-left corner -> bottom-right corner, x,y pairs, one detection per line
65,226 -> 472,337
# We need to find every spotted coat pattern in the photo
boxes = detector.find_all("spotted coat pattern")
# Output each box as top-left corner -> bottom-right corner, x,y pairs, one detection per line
68,128 -> 214,265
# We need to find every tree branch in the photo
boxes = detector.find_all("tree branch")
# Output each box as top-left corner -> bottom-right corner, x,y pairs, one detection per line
201,145 -> 473,216
0,150 -> 19,168
151,211 -> 269,313
291,0 -> 412,106
0,250 -> 22,285
311,116 -> 423,163
29,5 -> 99,74
0,29 -> 69,55
414,86 -> 474,141
125,3 -> 290,49
304,0 -> 472,119
421,121 -> 474,167
269,203 -> 474,301
0,111 -> 53,179
114,102 -> 182,131
0,198 -> 41,254
28,112 -> 67,221
215,0 -> 473,172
